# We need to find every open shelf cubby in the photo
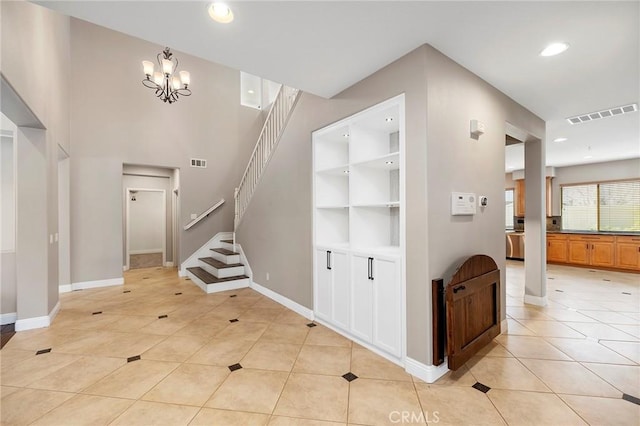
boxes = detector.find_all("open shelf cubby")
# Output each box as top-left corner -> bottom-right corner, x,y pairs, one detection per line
313,94 -> 404,253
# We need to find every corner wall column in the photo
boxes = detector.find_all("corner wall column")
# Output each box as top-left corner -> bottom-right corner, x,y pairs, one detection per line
524,137 -> 547,306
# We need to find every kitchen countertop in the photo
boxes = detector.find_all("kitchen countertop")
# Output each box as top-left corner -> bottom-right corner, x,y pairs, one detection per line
506,230 -> 640,236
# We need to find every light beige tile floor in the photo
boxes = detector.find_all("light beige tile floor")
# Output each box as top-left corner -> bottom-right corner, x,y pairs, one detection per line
1,262 -> 638,425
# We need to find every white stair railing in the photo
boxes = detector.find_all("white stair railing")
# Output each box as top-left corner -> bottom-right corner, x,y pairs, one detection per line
233,85 -> 300,241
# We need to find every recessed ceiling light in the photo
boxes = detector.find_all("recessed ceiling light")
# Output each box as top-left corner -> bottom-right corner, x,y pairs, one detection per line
385,161 -> 393,165
247,89 -> 254,94
507,165 -> 515,169
584,155 -> 593,159
553,137 -> 567,143
343,133 -> 349,138
208,2 -> 234,23
343,170 -> 349,174
540,42 -> 569,57
385,117 -> 393,122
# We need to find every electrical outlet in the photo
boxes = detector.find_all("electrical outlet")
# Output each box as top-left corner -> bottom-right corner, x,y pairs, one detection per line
266,273 -> 270,281
190,213 -> 197,220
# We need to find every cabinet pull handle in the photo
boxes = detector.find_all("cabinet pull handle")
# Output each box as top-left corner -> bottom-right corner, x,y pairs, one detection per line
368,257 -> 374,280
327,251 -> 331,270
586,243 -> 589,250
453,285 -> 466,293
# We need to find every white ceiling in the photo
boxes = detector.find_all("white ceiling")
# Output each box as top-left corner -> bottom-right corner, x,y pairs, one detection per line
35,1 -> 640,171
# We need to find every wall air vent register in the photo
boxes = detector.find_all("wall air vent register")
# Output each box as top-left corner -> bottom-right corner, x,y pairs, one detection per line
190,158 -> 207,168
566,103 -> 637,125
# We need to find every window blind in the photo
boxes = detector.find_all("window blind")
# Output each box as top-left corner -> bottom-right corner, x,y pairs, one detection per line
562,180 -> 640,232
505,189 -> 514,229
599,180 -> 640,232
562,184 -> 597,231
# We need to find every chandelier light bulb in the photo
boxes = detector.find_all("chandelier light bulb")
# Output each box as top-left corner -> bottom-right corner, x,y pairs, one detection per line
162,58 -> 174,75
142,60 -> 154,76
179,70 -> 191,86
153,72 -> 163,86
172,76 -> 182,91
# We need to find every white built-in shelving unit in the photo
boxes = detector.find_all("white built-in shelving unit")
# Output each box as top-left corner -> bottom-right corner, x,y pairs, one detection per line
312,94 -> 405,362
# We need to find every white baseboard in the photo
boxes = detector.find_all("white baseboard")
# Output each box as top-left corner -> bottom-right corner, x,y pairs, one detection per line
60,277 -> 124,294
0,312 -> 17,325
129,249 -> 163,255
15,301 -> 61,331
524,294 -> 548,306
500,318 -> 509,334
404,356 -> 450,383
251,280 -> 314,321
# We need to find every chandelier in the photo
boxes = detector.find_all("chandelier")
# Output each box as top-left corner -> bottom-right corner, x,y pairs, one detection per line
142,47 -> 191,104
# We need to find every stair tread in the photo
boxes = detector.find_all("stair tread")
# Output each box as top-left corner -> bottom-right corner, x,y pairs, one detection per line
187,267 -> 249,284
211,248 -> 239,256
221,240 -> 234,244
199,257 -> 243,268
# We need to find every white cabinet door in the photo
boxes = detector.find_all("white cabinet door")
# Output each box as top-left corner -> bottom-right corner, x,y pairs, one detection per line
372,255 -> 401,357
315,248 -> 333,321
350,253 -> 373,342
332,250 -> 350,330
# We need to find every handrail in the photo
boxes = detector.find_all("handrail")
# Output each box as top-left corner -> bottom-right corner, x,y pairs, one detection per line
234,85 -> 300,233
183,198 -> 225,230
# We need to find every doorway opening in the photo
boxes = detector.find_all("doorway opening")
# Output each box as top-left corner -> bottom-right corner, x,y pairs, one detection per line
123,165 -> 180,272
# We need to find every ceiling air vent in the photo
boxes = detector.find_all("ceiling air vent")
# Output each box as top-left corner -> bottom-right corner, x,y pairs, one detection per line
567,103 -> 638,125
190,158 -> 207,168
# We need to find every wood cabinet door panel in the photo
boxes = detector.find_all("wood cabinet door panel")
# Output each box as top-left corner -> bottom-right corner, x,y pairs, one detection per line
547,239 -> 568,263
615,243 -> 640,270
568,241 -> 590,265
590,242 -> 615,267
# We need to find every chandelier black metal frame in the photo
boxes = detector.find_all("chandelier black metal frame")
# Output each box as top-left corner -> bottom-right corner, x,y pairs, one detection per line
142,47 -> 191,104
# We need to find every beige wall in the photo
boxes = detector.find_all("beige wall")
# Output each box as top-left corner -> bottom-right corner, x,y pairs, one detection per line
237,44 -> 544,366
1,1 -> 70,319
423,46 -> 544,362
69,19 -> 263,283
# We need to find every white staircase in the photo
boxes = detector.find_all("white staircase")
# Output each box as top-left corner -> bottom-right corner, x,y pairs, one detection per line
234,85 -> 300,234
186,240 -> 250,293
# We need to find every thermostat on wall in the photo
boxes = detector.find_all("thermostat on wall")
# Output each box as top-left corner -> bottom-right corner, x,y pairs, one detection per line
451,192 -> 477,215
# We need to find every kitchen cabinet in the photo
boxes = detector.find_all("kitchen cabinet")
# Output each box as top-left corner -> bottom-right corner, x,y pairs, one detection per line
350,252 -> 401,357
515,180 -> 525,217
314,247 -> 350,330
567,235 -> 615,268
546,234 -> 568,263
312,94 -> 405,360
615,236 -> 640,270
513,177 -> 553,217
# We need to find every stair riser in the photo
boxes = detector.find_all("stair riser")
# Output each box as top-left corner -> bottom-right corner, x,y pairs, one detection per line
187,271 -> 249,294
210,250 -> 240,264
200,262 -> 245,279
220,241 -> 236,251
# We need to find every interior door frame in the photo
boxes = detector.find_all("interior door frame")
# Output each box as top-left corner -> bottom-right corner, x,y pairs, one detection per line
125,187 -> 166,271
